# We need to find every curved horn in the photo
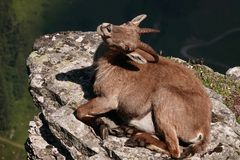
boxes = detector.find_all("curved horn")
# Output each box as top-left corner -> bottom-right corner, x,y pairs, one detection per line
138,41 -> 159,63
130,14 -> 147,26
138,28 -> 160,34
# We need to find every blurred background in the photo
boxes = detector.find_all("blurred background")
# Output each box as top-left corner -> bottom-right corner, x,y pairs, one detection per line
0,0 -> 240,159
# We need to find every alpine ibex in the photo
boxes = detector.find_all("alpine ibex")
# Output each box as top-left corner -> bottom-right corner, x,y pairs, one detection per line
76,14 -> 211,158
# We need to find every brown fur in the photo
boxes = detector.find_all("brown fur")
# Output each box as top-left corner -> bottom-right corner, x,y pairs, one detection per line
76,14 -> 211,158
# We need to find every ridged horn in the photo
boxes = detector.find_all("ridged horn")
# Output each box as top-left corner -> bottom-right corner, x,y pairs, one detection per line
138,28 -> 160,34
138,41 -> 159,63
130,14 -> 147,26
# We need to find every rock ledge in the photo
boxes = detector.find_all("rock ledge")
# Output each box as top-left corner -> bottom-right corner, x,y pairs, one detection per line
26,31 -> 240,160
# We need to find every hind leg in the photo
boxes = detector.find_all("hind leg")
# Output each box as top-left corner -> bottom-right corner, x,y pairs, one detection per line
125,132 -> 170,156
162,125 -> 181,158
153,109 -> 181,158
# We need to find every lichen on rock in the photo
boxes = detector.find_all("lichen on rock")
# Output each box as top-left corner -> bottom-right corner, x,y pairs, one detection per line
25,31 -> 240,160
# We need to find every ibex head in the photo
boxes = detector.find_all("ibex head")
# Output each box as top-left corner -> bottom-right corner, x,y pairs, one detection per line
97,14 -> 160,63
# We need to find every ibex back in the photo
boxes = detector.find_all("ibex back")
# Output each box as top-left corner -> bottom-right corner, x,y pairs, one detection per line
76,14 -> 211,158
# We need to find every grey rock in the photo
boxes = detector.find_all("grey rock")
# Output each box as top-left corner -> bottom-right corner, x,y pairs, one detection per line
226,66 -> 240,82
25,114 -> 69,160
26,31 -> 240,160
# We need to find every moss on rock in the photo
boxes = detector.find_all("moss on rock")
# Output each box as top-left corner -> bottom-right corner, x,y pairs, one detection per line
171,57 -> 240,123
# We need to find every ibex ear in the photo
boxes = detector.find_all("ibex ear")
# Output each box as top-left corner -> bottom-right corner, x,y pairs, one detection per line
127,52 -> 147,64
130,14 -> 147,26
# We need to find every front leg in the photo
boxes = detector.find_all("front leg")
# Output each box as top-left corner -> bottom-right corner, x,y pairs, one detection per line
76,96 -> 118,120
76,96 -> 118,139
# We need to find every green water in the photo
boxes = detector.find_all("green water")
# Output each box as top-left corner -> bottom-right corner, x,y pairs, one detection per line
0,0 -> 240,159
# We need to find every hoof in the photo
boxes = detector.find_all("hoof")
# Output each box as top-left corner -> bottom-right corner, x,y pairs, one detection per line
124,137 -> 146,148
109,127 -> 125,137
170,149 -> 181,159
125,138 -> 139,147
179,147 -> 193,159
99,124 -> 109,140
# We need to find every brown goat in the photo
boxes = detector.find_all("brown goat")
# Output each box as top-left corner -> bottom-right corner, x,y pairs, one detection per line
76,14 -> 211,158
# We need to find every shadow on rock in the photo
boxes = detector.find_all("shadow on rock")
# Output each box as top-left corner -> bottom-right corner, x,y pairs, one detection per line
55,66 -> 96,100
54,42 -> 108,100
